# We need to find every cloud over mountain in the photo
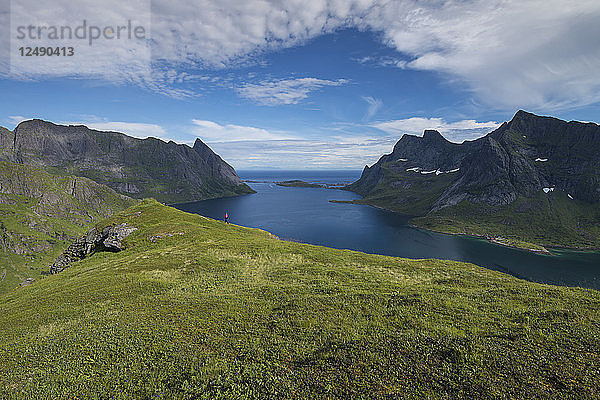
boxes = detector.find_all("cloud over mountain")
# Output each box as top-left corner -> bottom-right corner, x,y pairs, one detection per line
4,0 -> 600,111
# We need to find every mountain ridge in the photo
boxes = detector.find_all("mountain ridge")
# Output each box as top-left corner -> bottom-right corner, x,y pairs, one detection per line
0,119 -> 254,203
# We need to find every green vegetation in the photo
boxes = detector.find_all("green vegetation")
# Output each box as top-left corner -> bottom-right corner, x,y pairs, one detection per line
346,111 -> 600,252
412,191 -> 600,251
276,180 -> 324,188
72,166 -> 255,205
492,237 -> 551,254
349,164 -> 458,216
1,120 -> 255,204
0,161 -> 137,294
489,237 -> 549,253
1,199 -> 599,398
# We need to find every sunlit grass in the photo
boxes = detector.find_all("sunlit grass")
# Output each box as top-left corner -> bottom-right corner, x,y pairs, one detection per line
1,199 -> 598,398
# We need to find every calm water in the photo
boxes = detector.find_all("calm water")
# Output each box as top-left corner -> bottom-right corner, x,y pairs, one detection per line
175,170 -> 600,290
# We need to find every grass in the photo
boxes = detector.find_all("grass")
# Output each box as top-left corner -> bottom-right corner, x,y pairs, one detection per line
490,237 -> 549,253
0,161 -> 137,295
68,166 -> 255,205
1,199 -> 599,399
413,191 -> 600,251
347,164 -> 459,216
275,180 -> 324,188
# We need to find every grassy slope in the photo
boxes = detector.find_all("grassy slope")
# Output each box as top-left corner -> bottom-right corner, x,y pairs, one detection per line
0,161 -> 137,294
1,199 -> 599,399
412,191 -> 600,251
72,166 -> 255,205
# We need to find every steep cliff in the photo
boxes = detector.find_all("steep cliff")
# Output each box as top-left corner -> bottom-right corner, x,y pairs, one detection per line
0,119 -> 254,203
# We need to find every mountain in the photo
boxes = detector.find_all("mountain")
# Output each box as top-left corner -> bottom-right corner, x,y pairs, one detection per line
0,160 -> 137,294
1,199 -> 599,398
0,119 -> 254,204
347,111 -> 600,249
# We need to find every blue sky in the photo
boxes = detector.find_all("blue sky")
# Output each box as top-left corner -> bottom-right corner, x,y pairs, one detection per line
1,0 -> 600,169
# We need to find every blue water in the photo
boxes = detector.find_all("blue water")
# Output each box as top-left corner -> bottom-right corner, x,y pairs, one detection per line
175,170 -> 600,290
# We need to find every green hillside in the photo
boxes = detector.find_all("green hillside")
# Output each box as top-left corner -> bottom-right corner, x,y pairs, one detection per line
412,191 -> 600,251
0,161 -> 137,294
1,199 -> 598,398
349,163 -> 600,251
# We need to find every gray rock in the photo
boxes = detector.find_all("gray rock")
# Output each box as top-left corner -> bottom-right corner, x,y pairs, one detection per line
19,277 -> 34,287
348,110 -> 600,210
0,119 -> 254,203
50,223 -> 137,274
102,223 -> 138,250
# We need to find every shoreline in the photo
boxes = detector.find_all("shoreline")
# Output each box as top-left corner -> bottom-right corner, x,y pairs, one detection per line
407,221 -> 600,255
244,179 -> 351,189
331,197 -> 599,255
407,222 -> 552,255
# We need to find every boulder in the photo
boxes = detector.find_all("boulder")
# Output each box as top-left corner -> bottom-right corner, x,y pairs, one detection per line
50,223 -> 137,274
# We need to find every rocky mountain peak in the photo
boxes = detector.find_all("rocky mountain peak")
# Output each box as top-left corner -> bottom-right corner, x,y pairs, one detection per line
349,110 -> 600,211
422,129 -> 446,142
1,119 -> 254,203
511,109 -> 535,121
502,109 -> 568,139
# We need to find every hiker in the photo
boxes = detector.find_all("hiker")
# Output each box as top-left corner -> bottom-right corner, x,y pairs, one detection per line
224,212 -> 229,223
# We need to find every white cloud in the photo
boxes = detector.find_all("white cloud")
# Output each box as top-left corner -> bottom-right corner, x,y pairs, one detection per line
5,116 -> 186,142
8,0 -> 152,81
190,119 -> 293,142
188,119 -> 397,169
6,115 -> 29,126
385,0 -> 600,110
237,78 -> 348,105
74,121 -> 168,140
372,117 -> 500,143
362,96 -> 382,119
355,56 -> 408,69
208,137 -> 397,170
4,0 -> 600,110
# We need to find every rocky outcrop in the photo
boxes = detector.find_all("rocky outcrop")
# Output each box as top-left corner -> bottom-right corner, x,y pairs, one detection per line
0,161 -> 139,296
0,161 -> 138,265
50,223 -> 137,274
0,120 -> 254,203
19,277 -> 35,288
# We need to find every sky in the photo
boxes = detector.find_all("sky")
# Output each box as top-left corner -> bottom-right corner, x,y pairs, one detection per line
1,0 -> 599,169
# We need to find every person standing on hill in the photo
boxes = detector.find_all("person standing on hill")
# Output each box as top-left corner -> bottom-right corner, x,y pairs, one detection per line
224,212 -> 229,223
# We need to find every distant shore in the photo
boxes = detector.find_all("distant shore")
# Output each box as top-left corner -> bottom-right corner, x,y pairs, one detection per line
244,179 -> 348,189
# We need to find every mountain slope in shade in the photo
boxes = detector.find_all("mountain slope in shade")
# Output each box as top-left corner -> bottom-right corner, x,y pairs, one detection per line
0,119 -> 254,204
0,160 -> 137,294
347,111 -> 600,249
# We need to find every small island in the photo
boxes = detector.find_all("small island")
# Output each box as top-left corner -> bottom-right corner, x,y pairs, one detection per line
275,180 -> 325,188
489,237 -> 551,254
